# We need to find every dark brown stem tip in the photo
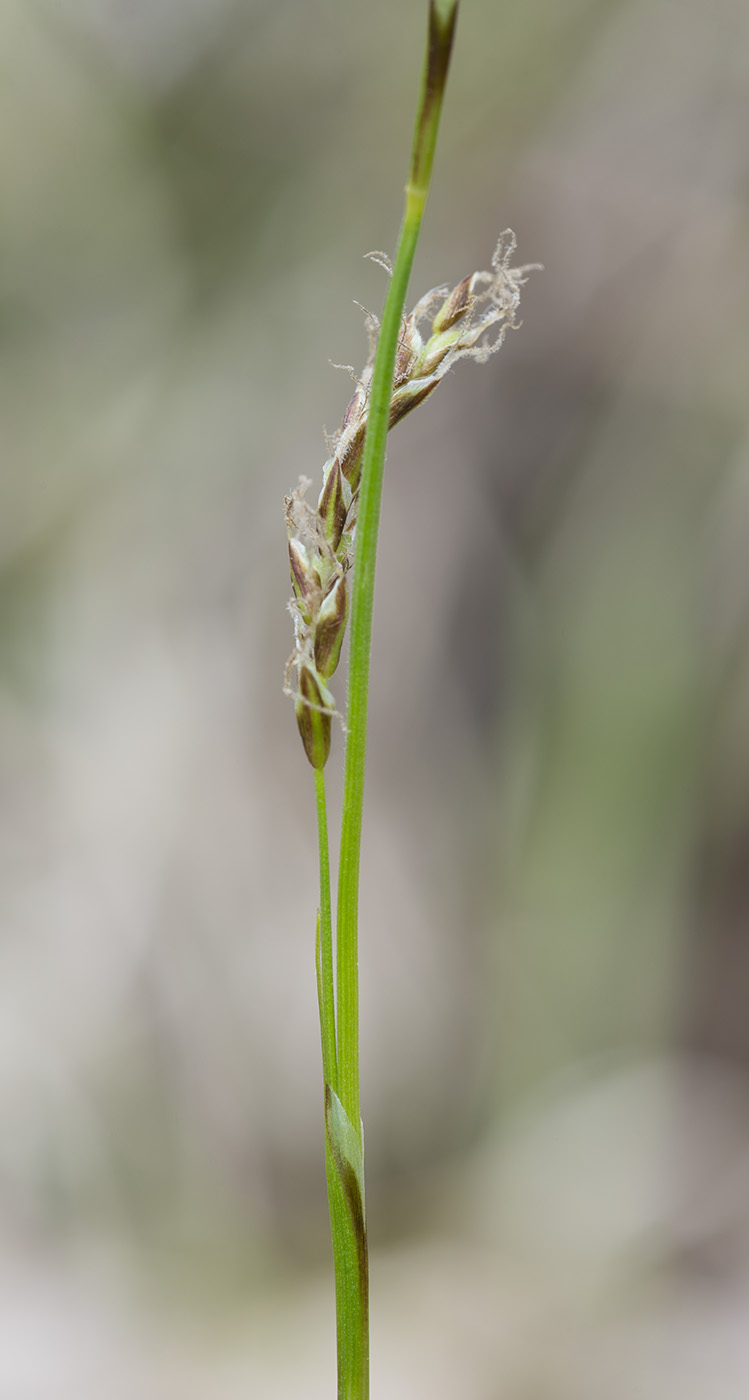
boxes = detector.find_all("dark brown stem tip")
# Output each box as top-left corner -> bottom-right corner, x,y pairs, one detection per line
427,0 -> 459,98
410,0 -> 459,193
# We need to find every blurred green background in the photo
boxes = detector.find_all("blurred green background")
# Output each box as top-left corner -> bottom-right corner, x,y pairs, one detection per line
2,0 -> 749,1394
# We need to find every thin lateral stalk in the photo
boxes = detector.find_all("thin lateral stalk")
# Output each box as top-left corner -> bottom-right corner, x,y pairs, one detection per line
336,0 -> 459,1133
314,766 -> 337,1089
316,775 -> 359,1397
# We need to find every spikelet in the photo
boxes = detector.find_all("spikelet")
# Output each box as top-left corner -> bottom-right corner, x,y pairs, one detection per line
285,233 -> 537,767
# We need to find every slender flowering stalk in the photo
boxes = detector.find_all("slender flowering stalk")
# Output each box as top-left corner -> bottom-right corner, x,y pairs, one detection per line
283,2 -> 535,1395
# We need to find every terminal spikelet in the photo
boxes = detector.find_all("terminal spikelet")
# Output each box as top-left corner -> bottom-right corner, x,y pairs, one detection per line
285,233 -> 537,767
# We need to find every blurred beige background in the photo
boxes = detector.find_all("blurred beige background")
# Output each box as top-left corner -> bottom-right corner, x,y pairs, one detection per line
2,0 -> 749,1395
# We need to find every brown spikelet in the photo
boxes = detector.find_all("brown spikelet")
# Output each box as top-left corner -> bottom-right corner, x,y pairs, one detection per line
285,230 -> 537,767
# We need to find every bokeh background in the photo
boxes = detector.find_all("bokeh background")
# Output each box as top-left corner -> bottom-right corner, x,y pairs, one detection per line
2,0 -> 749,1394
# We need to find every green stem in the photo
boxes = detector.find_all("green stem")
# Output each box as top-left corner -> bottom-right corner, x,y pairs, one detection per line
336,0 -> 459,1133
323,7 -> 459,1396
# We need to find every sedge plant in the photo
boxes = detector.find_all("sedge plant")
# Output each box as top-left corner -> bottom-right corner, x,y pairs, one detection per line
284,3 -> 533,1394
